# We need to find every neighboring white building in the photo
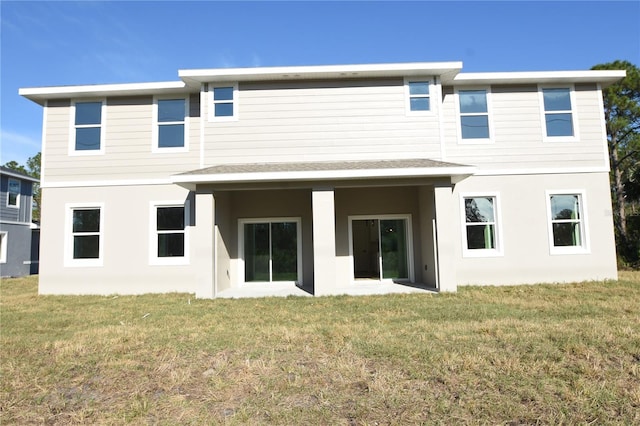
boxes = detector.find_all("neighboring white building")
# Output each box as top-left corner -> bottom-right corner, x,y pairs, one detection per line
19,62 -> 624,297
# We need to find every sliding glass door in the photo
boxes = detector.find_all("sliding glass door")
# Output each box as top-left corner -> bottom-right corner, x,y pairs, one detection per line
243,220 -> 299,283
351,217 -> 410,281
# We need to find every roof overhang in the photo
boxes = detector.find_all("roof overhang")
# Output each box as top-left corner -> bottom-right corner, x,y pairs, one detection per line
171,159 -> 476,190
19,81 -> 190,105
178,62 -> 464,85
453,70 -> 627,88
0,167 -> 39,183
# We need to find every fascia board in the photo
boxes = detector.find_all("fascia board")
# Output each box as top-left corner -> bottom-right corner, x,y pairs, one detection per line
453,70 -> 627,87
19,81 -> 189,105
171,166 -> 477,185
178,62 -> 464,84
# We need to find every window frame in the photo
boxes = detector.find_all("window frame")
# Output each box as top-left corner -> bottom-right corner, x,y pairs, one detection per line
546,190 -> 590,255
0,231 -> 7,264
238,217 -> 302,285
539,85 -> 579,142
149,200 -> 190,265
455,86 -> 494,144
460,192 -> 503,258
404,78 -> 434,116
7,178 -> 20,208
208,83 -> 239,122
69,99 -> 106,156
65,203 -> 104,267
152,96 -> 189,153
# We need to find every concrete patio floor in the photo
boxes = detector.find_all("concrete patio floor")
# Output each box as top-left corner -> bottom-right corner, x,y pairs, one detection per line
215,280 -> 437,299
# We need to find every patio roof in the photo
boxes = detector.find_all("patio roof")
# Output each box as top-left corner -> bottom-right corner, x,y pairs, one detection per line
171,158 -> 476,188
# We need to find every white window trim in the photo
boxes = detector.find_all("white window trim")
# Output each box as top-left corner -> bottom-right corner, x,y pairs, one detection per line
149,200 -> 190,266
7,178 -> 20,208
404,78 -> 434,116
347,214 -> 415,283
237,217 -> 302,286
208,82 -> 239,122
546,190 -> 590,255
64,203 -> 104,267
538,84 -> 579,142
454,86 -> 494,144
0,231 -> 7,263
152,96 -> 190,153
459,193 -> 504,258
69,99 -> 106,156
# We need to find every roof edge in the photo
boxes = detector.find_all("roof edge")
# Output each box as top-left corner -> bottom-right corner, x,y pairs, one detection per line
19,81 -> 189,105
453,70 -> 626,87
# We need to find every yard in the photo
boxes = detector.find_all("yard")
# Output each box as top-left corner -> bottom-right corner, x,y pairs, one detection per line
2,273 -> 639,425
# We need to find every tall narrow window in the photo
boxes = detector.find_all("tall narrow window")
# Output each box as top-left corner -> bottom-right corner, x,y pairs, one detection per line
71,208 -> 101,259
7,178 -> 20,207
156,206 -> 185,257
74,101 -> 102,151
462,196 -> 501,256
210,84 -> 238,121
542,88 -> 574,138
157,99 -> 186,149
406,81 -> 431,113
458,89 -> 490,140
0,231 -> 7,263
548,193 -> 586,251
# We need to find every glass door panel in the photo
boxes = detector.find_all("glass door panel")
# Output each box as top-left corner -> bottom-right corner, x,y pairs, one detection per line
244,223 -> 270,282
271,222 -> 298,281
380,219 -> 408,279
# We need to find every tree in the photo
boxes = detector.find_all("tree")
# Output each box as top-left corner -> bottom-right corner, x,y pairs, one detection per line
3,152 -> 41,222
592,60 -> 640,265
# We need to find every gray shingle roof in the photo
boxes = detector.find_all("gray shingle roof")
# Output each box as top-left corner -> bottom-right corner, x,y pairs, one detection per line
179,158 -> 469,176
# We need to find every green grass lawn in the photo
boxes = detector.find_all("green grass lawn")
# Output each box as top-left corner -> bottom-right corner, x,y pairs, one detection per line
2,273 -> 639,425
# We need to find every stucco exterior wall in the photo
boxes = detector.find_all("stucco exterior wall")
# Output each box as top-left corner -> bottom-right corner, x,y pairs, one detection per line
452,172 -> 617,285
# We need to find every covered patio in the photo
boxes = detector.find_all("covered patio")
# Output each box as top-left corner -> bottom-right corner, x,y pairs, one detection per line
172,158 -> 475,298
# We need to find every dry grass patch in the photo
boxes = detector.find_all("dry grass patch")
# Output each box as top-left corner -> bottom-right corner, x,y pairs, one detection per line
2,273 -> 640,424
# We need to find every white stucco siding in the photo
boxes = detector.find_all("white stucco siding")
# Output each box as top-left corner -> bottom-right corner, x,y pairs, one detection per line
202,79 -> 442,165
452,172 -> 617,286
43,95 -> 200,184
443,84 -> 609,171
38,185 -> 196,295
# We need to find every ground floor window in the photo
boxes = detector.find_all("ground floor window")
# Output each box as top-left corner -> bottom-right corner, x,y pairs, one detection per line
150,201 -> 189,265
65,203 -> 103,267
241,218 -> 301,283
461,194 -> 502,257
0,231 -> 7,263
547,191 -> 588,253
350,215 -> 412,281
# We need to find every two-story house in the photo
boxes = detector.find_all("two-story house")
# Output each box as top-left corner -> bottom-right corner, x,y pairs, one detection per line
0,166 -> 39,277
19,62 -> 625,297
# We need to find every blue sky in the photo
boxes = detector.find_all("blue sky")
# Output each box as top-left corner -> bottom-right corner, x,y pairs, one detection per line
2,0 -> 639,166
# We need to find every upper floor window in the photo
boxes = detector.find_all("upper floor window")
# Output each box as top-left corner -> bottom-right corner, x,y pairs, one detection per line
457,89 -> 492,142
154,98 -> 188,152
461,194 -> 502,257
72,101 -> 104,154
541,87 -> 576,140
209,83 -> 238,121
7,178 -> 20,208
547,192 -> 588,254
405,80 -> 431,114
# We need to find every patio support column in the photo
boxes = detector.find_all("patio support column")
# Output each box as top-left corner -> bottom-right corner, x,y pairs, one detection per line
194,188 -> 215,298
433,183 -> 457,292
312,188 -> 337,296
